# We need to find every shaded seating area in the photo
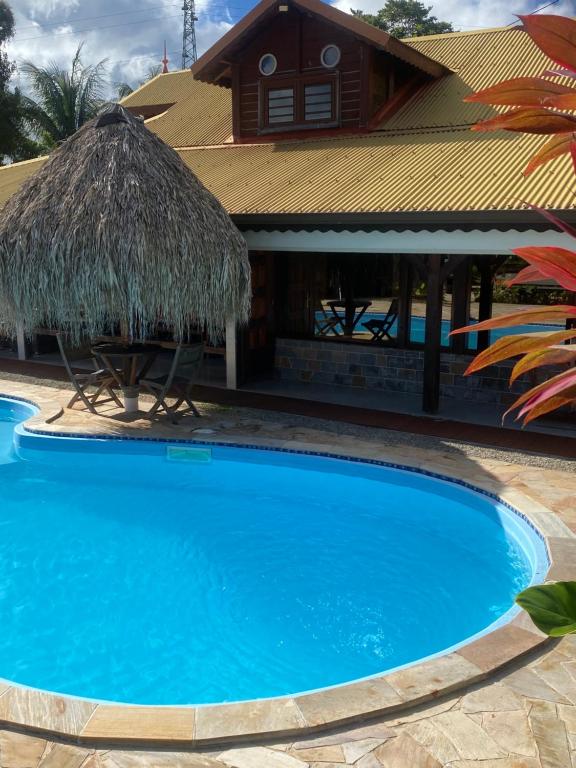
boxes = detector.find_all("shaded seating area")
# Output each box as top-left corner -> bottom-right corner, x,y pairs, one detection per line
0,102 -> 250,420
56,335 -> 207,421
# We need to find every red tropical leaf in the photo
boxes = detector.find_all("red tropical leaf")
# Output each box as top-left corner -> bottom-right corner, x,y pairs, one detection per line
517,367 -> 576,419
520,14 -> 576,74
465,77 -> 576,107
510,345 -> 576,383
451,305 -> 576,335
464,330 -> 576,376
512,246 -> 576,291
521,385 -> 576,425
523,134 -> 576,176
545,92 -> 576,109
506,265 -> 545,286
472,108 -> 576,134
503,365 -> 576,422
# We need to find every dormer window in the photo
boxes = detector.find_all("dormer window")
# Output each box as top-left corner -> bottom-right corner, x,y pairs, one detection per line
259,53 -> 277,76
267,86 -> 295,124
320,44 -> 340,69
260,74 -> 338,132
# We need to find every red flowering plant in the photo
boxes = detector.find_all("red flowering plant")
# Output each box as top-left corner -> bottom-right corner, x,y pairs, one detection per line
450,15 -> 576,634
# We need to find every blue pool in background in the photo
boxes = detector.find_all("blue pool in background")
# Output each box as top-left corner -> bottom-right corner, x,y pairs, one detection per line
318,311 -> 563,347
0,398 -> 547,706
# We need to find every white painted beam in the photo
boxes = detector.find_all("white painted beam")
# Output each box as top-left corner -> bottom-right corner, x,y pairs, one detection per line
243,228 -> 574,255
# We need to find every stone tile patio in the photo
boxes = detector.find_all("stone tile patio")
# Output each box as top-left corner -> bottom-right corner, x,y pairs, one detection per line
0,374 -> 574,767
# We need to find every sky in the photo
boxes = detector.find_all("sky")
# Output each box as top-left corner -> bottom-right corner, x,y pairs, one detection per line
4,0 -> 576,97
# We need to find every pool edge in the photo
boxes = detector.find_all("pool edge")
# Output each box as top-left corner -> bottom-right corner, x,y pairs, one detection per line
0,391 -> 571,748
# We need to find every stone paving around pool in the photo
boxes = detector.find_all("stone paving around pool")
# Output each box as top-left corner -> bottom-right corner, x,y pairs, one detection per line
0,375 -> 575,767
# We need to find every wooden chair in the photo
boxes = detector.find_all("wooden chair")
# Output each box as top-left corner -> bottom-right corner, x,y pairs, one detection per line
315,306 -> 342,336
363,299 -> 399,343
140,343 -> 204,422
57,333 -> 123,413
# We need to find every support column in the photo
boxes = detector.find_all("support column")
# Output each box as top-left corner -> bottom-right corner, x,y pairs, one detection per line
396,260 -> 413,347
477,260 -> 494,352
225,318 -> 237,390
16,322 -> 27,361
450,257 -> 472,354
422,254 -> 443,414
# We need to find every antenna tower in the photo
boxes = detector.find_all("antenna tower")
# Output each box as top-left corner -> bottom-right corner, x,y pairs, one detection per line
182,0 -> 198,68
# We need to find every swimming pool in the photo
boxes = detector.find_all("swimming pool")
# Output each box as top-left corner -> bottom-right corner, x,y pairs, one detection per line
0,398 -> 547,707
318,311 -> 562,347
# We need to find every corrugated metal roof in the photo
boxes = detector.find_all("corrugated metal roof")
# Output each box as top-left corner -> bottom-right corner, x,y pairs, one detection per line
0,157 -> 47,208
172,129 -> 576,214
146,84 -> 232,147
2,129 -> 575,216
120,70 -> 201,107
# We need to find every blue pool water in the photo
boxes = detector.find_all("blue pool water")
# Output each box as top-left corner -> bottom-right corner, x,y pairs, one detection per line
0,399 -> 547,706
319,311 -> 562,347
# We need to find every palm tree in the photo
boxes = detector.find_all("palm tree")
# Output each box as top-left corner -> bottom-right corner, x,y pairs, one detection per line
21,44 -> 107,150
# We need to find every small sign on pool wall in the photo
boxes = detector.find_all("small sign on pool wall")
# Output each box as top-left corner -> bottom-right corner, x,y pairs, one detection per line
166,446 -> 212,463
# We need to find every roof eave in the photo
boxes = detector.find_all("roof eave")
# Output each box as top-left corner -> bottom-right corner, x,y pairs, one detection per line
191,0 -> 448,85
231,209 -> 576,233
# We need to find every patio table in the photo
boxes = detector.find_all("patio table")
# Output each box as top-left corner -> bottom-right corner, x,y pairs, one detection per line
326,299 -> 372,336
91,342 -> 162,412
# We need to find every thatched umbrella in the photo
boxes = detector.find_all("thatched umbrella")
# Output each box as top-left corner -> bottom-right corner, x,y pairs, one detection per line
0,104 -> 250,344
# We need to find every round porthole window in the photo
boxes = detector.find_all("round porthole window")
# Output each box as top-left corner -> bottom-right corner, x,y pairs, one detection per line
259,53 -> 277,76
321,44 -> 341,68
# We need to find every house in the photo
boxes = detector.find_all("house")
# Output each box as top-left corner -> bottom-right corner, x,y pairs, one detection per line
1,0 -> 575,415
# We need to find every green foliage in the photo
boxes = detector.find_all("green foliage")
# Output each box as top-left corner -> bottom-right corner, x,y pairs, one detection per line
491,282 -> 570,305
0,0 -> 41,163
516,582 -> 576,636
21,44 -> 108,150
351,0 -> 453,38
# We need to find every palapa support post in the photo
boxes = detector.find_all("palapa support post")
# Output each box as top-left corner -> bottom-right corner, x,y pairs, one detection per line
422,253 -> 443,414
15,322 -> 26,361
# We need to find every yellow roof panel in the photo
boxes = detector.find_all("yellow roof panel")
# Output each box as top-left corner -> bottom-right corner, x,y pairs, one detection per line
176,129 -> 576,215
0,157 -> 47,209
120,70 -> 203,108
146,83 -> 232,147
2,129 -> 575,216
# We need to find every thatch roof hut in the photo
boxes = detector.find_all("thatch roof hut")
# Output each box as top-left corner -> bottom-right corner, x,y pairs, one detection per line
0,104 -> 250,343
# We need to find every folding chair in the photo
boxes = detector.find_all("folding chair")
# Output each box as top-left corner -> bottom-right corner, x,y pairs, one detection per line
140,343 -> 204,423
315,306 -> 342,336
57,333 -> 123,413
363,299 -> 399,343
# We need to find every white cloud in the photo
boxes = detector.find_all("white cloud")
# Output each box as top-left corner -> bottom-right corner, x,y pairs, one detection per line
5,0 -> 233,98
333,0 -> 576,32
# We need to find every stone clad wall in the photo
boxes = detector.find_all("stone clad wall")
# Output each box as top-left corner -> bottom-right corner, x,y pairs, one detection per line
275,338 -> 550,405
